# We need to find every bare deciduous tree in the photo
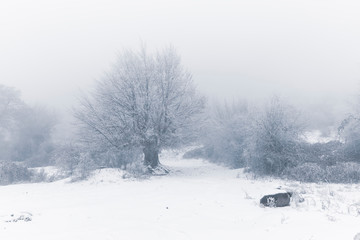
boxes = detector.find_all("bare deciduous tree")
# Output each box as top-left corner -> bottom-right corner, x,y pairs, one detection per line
74,46 -> 205,171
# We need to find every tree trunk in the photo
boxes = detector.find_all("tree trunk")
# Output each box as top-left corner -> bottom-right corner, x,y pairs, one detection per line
143,136 -> 160,169
143,136 -> 170,175
143,146 -> 160,168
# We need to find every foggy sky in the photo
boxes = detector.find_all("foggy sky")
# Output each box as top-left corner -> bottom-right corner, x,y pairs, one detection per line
1,0 -> 360,111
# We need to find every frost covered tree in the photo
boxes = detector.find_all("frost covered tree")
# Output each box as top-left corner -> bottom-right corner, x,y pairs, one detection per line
11,106 -> 57,166
74,46 -> 205,171
339,114 -> 360,161
0,85 -> 24,127
247,96 -> 304,175
0,85 -> 26,160
0,85 -> 56,166
337,93 -> 360,161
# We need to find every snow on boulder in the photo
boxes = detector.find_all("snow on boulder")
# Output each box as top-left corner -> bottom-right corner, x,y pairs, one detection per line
260,192 -> 292,207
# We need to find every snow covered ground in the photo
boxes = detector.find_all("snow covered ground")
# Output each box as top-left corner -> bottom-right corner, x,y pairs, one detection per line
1,150 -> 360,240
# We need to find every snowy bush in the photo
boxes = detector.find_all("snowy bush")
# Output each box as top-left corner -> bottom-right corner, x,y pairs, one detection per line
285,162 -> 360,183
199,97 -> 310,176
326,162 -> 360,183
196,96 -> 360,184
246,97 -> 305,175
0,161 -> 32,185
301,141 -> 343,166
123,160 -> 150,179
52,143 -> 82,174
53,142 -> 142,180
52,143 -> 97,180
285,162 -> 327,183
30,168 -> 50,182
338,113 -> 360,163
91,146 -> 142,169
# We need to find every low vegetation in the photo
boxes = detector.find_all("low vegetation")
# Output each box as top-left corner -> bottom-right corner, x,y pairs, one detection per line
193,96 -> 360,184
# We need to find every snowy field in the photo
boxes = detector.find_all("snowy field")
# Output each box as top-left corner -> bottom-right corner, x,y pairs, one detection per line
1,150 -> 360,240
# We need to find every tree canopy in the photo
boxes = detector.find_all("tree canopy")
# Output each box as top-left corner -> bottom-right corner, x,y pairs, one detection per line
75,46 -> 205,170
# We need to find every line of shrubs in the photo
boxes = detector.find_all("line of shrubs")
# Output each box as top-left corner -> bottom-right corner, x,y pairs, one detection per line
187,97 -> 360,184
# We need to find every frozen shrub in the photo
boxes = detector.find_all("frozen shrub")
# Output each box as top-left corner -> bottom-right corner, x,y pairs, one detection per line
123,160 -> 150,179
70,152 -> 98,181
52,143 -> 98,180
91,147 -> 142,169
246,97 -> 305,175
338,114 -> 360,162
285,162 -> 360,183
52,143 -> 82,175
326,162 -> 360,183
30,168 -> 49,183
0,161 -> 32,185
53,142 -> 143,180
285,162 -> 327,182
301,141 -> 343,167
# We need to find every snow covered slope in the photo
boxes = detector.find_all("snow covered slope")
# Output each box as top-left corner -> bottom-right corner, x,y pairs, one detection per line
1,150 -> 360,240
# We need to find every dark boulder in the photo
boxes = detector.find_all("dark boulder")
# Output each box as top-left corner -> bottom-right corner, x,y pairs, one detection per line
260,192 -> 292,207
